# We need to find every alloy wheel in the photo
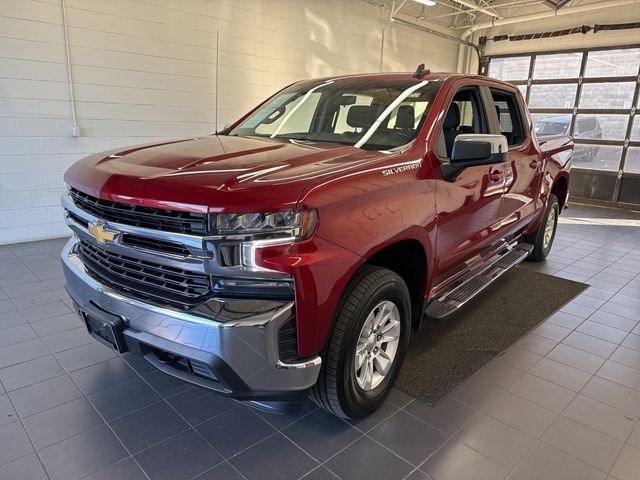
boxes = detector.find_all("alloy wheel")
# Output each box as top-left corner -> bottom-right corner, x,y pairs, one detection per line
543,207 -> 557,250
354,300 -> 401,391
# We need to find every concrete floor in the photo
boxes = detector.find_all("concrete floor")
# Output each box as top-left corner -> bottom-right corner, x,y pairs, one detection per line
0,203 -> 639,480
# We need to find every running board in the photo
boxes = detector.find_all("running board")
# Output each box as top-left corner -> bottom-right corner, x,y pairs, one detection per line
425,243 -> 534,321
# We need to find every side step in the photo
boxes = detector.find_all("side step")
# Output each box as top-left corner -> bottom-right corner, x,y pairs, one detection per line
425,243 -> 534,320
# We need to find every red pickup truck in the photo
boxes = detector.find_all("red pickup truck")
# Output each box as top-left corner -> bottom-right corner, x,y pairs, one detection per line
61,71 -> 572,418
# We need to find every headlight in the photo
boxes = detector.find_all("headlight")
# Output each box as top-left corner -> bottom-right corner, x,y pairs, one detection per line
206,209 -> 317,274
215,209 -> 317,240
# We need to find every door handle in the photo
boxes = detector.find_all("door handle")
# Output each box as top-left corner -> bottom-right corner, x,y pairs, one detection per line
529,160 -> 540,169
489,170 -> 503,182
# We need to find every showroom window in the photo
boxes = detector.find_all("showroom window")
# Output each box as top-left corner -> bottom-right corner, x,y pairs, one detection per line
487,46 -> 640,205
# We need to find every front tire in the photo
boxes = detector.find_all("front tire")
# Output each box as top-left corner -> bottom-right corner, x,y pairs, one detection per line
526,193 -> 559,262
310,265 -> 411,418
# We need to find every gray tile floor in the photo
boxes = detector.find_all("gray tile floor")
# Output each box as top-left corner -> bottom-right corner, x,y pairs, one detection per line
0,203 -> 639,480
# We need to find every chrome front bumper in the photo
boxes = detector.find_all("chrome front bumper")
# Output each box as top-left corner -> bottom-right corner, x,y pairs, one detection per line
61,238 -> 321,406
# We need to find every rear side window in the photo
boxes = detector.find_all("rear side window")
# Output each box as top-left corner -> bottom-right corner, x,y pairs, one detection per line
491,89 -> 526,147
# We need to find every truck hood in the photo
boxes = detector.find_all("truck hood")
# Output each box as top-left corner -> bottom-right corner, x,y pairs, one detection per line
64,135 -> 387,213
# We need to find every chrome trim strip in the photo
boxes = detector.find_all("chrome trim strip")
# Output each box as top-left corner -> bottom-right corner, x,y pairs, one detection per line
62,191 -> 208,251
276,357 -> 322,370
64,215 -> 210,273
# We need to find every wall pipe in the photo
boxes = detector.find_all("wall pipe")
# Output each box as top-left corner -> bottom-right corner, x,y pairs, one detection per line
215,29 -> 219,132
456,43 -> 466,73
379,25 -> 386,71
390,16 -> 482,71
61,0 -> 79,136
379,5 -> 388,72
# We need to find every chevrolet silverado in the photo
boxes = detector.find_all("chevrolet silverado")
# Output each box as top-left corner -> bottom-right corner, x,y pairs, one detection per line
61,70 -> 572,418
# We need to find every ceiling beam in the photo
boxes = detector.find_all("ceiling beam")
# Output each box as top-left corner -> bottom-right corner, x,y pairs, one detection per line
462,0 -> 639,37
449,0 -> 502,18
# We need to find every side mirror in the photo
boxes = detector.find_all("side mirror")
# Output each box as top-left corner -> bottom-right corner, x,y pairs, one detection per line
451,134 -> 508,164
441,134 -> 508,181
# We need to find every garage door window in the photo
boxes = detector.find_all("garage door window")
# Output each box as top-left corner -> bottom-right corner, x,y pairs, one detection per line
626,147 -> 640,174
532,53 -> 581,80
584,48 -> 640,77
488,56 -> 530,81
574,114 -> 628,142
579,82 -> 636,109
528,84 -> 577,109
632,117 -> 640,141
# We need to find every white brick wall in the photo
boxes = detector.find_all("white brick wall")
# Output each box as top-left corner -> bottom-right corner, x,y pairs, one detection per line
0,0 -> 461,244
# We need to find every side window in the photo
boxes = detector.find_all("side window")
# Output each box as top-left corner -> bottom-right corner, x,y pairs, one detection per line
494,100 -> 513,132
456,100 -> 476,131
439,87 -> 488,159
490,89 -> 526,147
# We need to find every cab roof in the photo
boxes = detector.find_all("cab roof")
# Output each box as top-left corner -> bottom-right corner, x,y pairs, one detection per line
311,72 -> 453,83
303,72 -> 515,89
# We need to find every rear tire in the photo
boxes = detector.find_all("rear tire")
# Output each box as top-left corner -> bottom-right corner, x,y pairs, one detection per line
526,193 -> 559,262
310,265 -> 411,418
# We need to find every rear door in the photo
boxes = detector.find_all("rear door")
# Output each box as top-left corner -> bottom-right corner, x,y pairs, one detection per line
432,84 -> 507,289
488,87 -> 542,237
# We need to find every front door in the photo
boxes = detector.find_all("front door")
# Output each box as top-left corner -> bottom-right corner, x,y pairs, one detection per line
433,85 -> 507,289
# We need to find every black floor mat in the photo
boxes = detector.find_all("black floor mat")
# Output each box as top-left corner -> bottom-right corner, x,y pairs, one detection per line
394,267 -> 587,405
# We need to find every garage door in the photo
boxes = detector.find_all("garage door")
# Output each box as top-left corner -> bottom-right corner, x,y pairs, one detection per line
487,46 -> 640,206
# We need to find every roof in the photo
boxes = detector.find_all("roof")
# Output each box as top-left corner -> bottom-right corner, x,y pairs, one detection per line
293,72 -> 521,93
304,72 -> 452,83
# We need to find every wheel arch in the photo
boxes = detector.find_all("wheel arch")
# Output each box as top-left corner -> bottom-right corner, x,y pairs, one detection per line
551,174 -> 569,211
362,238 -> 428,330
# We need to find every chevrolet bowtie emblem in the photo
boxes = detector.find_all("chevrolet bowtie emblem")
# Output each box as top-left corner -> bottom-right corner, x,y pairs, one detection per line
87,222 -> 118,245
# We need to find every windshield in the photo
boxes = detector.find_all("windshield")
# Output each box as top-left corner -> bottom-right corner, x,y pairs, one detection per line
534,120 -> 569,136
227,79 -> 440,150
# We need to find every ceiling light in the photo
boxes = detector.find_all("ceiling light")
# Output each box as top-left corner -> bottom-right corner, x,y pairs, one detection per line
413,0 -> 437,6
544,0 -> 571,9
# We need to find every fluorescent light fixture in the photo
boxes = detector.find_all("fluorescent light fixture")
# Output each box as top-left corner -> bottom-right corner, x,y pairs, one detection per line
413,0 -> 437,6
544,0 -> 571,9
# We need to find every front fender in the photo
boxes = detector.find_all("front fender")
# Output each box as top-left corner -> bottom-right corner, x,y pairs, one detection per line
261,154 -> 438,356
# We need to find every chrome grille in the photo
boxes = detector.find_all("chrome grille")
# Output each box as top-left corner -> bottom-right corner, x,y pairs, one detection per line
121,234 -> 191,257
69,188 -> 209,235
66,209 -> 190,257
77,239 -> 211,308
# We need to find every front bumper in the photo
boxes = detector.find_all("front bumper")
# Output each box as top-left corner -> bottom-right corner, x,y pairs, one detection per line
61,238 -> 321,411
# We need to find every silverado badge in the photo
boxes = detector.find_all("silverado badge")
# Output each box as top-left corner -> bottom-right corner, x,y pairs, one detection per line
87,222 -> 118,245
